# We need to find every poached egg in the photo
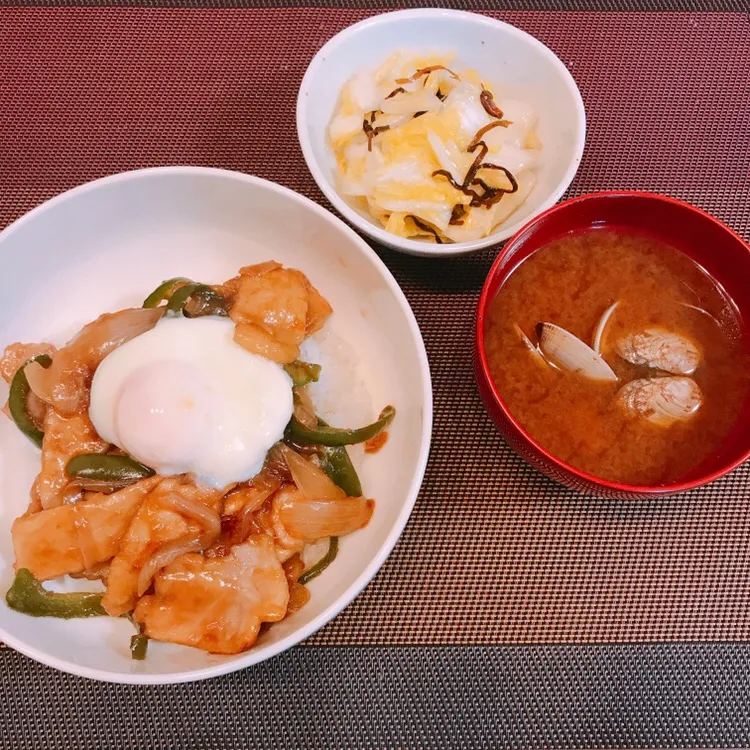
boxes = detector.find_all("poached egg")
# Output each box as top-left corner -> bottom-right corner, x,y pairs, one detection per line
89,316 -> 293,488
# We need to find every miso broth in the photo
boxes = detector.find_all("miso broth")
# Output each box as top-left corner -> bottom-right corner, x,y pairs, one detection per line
484,229 -> 750,485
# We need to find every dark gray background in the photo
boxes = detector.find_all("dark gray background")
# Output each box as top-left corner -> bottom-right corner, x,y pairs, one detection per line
3,644 -> 750,748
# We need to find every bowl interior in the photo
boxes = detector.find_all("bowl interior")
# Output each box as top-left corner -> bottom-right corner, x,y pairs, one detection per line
0,167 -> 431,682
298,9 -> 585,255
478,192 -> 750,492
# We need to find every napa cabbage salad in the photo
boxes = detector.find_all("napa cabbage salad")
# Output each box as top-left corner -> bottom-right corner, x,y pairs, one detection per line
329,53 -> 541,244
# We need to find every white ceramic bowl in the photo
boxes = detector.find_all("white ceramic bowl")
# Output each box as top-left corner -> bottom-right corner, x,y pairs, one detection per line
0,167 -> 432,683
297,8 -> 586,257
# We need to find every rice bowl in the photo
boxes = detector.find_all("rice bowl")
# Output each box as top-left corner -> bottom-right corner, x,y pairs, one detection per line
0,167 -> 432,683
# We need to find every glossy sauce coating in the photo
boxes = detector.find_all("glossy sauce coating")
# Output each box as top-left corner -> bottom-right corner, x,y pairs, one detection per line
484,229 -> 750,485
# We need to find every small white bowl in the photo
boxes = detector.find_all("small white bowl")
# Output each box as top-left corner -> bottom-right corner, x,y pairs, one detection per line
297,8 -> 586,257
0,167 -> 432,683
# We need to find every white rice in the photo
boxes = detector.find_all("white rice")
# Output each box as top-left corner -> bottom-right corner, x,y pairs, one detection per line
299,329 -> 374,471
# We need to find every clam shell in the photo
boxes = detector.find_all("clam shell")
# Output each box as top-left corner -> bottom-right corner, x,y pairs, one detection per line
592,301 -> 620,355
536,322 -> 618,381
514,323 -> 548,366
617,376 -> 702,426
615,327 -> 701,375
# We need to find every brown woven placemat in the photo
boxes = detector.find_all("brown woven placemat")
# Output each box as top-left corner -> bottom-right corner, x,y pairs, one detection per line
1,8 -> 749,646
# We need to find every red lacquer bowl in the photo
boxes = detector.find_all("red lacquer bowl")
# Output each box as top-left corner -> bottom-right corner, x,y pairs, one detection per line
475,191 -> 750,498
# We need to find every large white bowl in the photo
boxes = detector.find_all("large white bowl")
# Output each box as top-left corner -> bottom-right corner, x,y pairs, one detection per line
0,167 -> 432,684
297,8 -> 586,257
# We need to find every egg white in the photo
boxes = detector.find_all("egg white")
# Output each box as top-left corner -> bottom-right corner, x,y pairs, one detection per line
89,316 -> 293,488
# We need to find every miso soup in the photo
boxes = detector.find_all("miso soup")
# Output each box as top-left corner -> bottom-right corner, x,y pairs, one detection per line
484,229 -> 750,485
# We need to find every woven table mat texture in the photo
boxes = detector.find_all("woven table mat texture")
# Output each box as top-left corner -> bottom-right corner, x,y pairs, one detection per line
4,1 -> 749,12
3,644 -> 750,749
1,8 -> 750,646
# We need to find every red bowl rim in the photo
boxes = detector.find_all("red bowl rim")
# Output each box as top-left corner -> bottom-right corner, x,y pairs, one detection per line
476,189 -> 750,496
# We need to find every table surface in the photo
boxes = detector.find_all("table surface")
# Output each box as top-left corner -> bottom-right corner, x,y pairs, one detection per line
1,3 -> 750,749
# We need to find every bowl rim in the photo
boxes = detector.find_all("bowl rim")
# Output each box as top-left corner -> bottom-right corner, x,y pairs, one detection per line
0,165 -> 434,684
296,7 -> 587,258
476,189 -> 750,496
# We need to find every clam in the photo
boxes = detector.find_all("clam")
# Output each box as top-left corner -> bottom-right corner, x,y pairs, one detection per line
680,301 -> 741,340
513,323 -> 548,366
592,301 -> 620,354
680,302 -> 719,325
617,376 -> 702,426
615,327 -> 701,375
536,322 -> 618,381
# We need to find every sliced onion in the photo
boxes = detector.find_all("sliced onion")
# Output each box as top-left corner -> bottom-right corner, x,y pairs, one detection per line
159,492 -> 221,538
24,359 -> 64,404
68,306 -> 163,352
227,474 -> 283,545
223,472 -> 281,517
278,495 -> 374,542
271,487 -> 307,552
25,307 -> 163,412
136,492 -> 222,595
277,444 -> 344,502
293,386 -> 318,429
136,535 -> 209,597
